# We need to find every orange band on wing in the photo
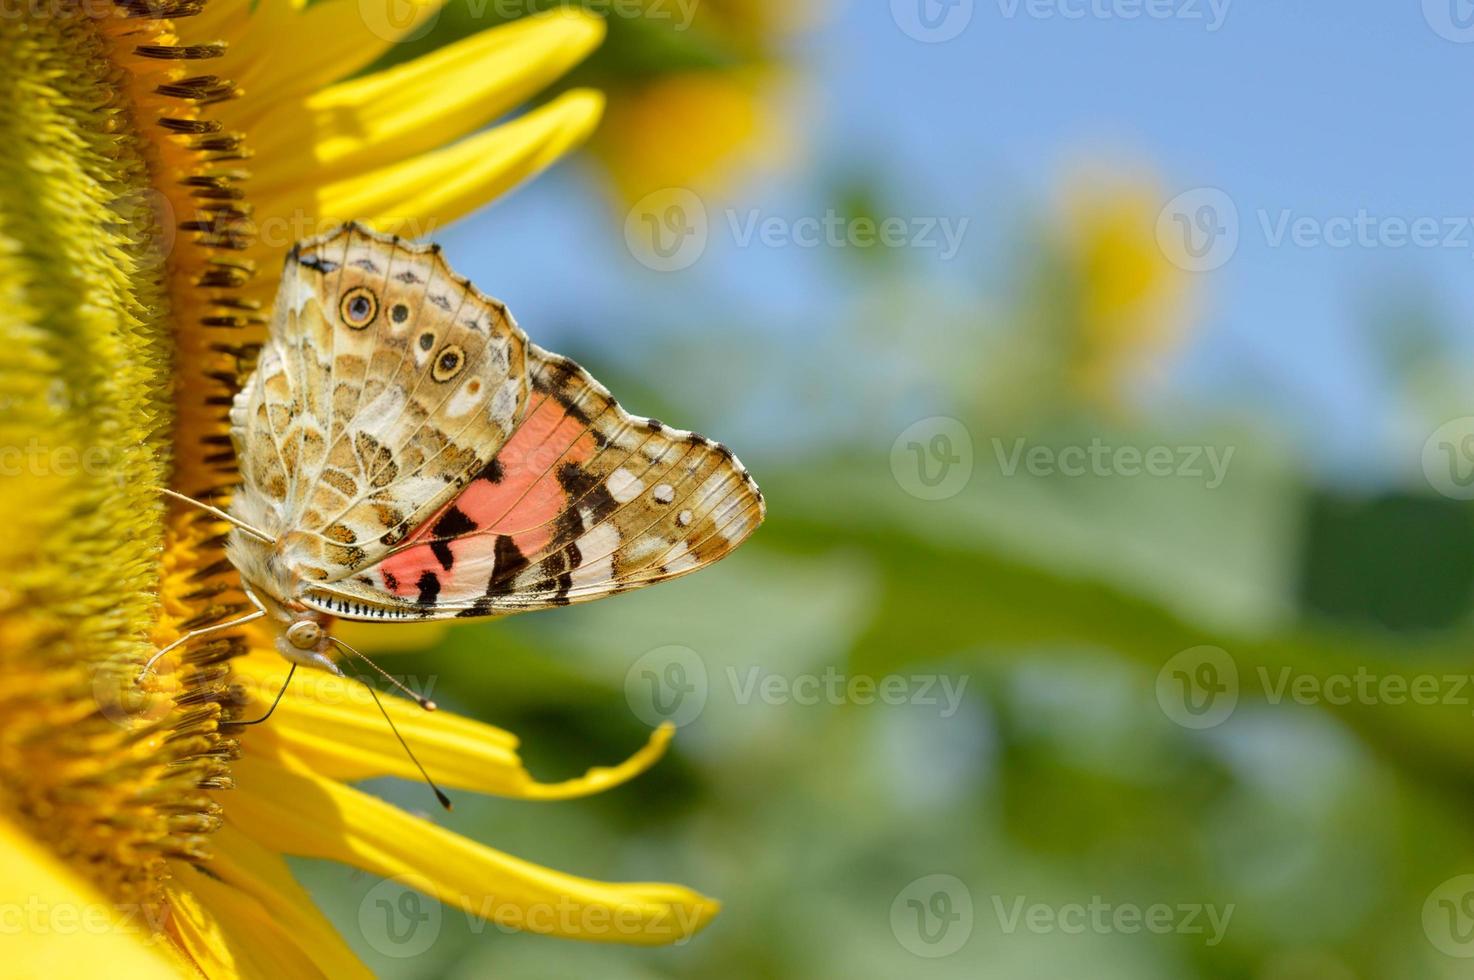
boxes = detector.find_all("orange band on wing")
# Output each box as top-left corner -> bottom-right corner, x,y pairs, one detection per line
375,393 -> 598,600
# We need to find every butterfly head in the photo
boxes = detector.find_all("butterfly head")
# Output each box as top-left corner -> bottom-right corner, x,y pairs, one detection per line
240,580 -> 339,670
271,609 -> 342,674
284,619 -> 325,652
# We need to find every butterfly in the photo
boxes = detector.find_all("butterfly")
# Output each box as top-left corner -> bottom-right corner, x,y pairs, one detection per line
149,222 -> 765,683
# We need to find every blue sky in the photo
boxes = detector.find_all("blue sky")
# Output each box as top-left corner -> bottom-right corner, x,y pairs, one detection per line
444,0 -> 1474,479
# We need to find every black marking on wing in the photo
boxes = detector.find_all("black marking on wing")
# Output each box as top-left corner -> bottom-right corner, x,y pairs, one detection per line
554,461 -> 618,526
429,505 -> 478,571
455,598 -> 495,619
540,355 -> 578,391
428,293 -> 452,311
480,458 -> 503,483
486,535 -> 528,597
297,253 -> 338,273
416,570 -> 441,605
555,460 -> 596,495
571,461 -> 622,519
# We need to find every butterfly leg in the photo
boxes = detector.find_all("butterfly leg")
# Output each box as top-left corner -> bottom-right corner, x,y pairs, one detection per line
136,591 -> 268,683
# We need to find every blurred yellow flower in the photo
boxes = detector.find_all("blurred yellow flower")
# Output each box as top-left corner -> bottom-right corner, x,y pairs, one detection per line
594,67 -> 781,202
0,2 -> 716,975
1053,172 -> 1195,411
583,0 -> 816,201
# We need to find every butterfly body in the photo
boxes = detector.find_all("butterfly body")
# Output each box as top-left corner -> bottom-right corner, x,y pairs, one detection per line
220,223 -> 764,669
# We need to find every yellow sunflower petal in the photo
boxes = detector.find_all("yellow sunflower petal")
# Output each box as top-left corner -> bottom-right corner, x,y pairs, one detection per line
205,0 -> 445,116
178,0 -> 251,45
226,757 -> 720,945
0,817 -> 188,977
232,653 -> 674,799
308,88 -> 604,236
250,9 -> 605,195
167,867 -> 334,978
202,824 -> 375,979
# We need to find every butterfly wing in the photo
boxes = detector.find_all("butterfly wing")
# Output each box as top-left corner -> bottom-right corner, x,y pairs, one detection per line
230,223 -> 529,585
299,342 -> 765,620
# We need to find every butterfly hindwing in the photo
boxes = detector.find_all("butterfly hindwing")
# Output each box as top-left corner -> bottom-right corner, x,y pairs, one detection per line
229,223 -> 529,584
303,344 -> 765,619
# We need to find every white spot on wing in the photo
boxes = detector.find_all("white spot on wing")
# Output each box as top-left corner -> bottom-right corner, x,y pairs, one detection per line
286,274 -> 316,315
489,381 -> 518,429
360,387 -> 407,439
444,378 -> 486,418
608,467 -> 645,504
663,540 -> 698,573
570,524 -> 620,587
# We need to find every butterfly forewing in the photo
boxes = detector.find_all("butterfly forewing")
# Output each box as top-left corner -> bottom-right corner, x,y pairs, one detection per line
232,223 -> 764,623
230,223 -> 529,584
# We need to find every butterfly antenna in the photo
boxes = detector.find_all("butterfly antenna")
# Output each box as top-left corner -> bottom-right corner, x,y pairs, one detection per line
331,638 -> 451,811
329,636 -> 437,711
155,487 -> 275,544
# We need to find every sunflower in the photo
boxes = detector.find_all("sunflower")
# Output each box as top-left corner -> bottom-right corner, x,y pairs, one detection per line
0,1 -> 718,975
1052,171 -> 1195,412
